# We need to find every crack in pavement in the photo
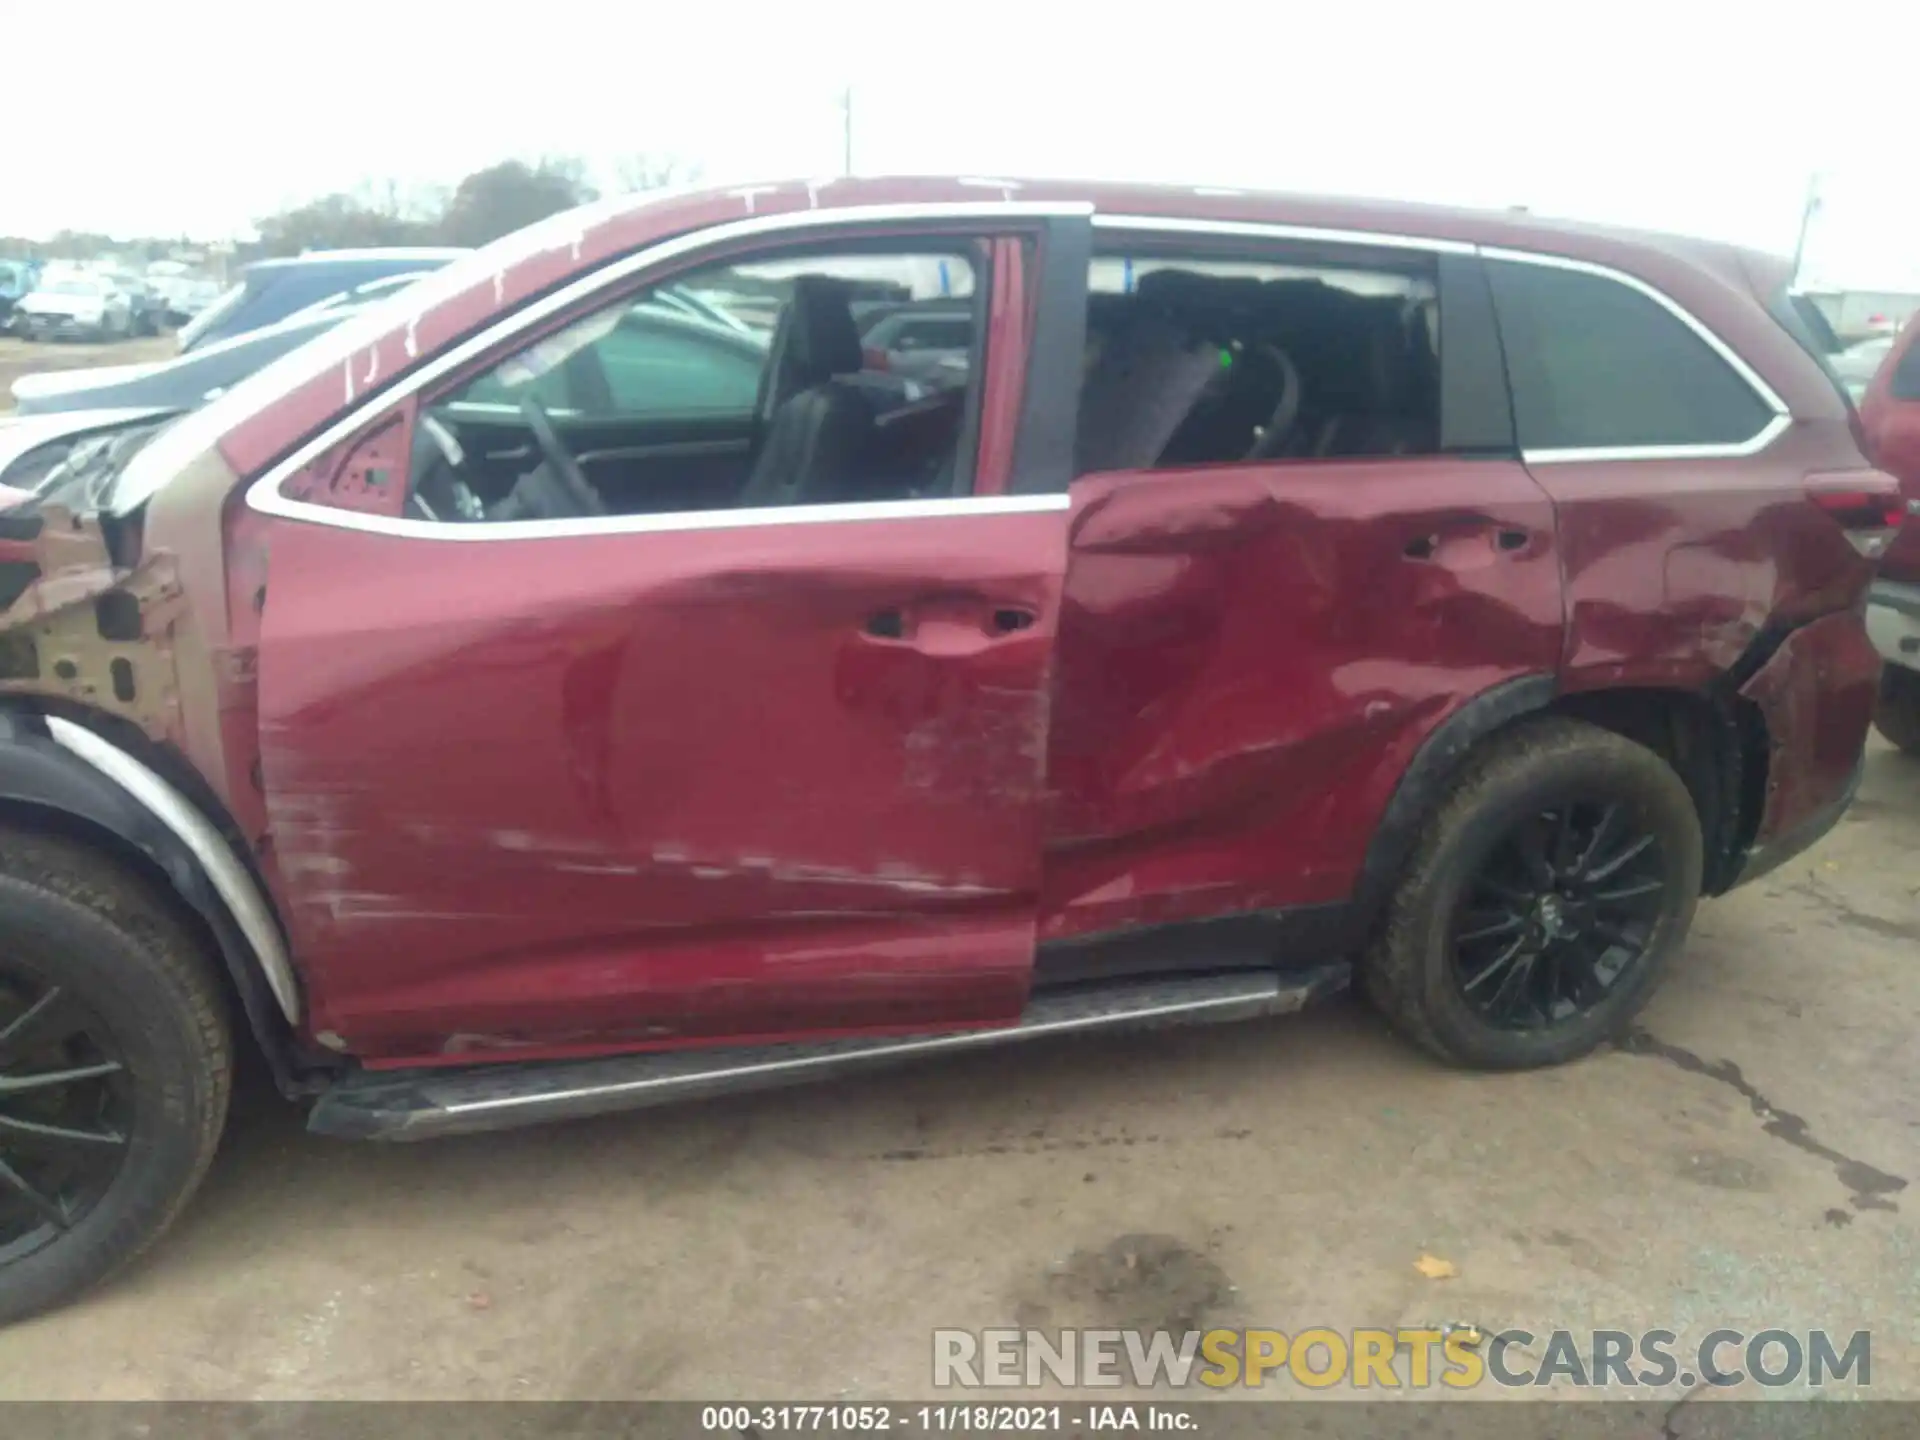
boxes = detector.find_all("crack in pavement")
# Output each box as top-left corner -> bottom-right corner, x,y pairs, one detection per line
1661,1379 -> 1706,1440
1783,877 -> 1920,943
1622,1031 -> 1907,1213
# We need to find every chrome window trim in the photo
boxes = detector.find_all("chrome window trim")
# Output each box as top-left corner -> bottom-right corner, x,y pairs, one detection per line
242,199 -> 1799,537
1478,244 -> 1791,463
244,200 -> 1091,539
1093,213 -> 1476,255
45,716 -> 301,1025
1521,414 -> 1792,466
270,492 -> 1070,542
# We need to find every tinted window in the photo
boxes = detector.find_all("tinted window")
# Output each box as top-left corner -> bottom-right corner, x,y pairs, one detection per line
1488,260 -> 1773,450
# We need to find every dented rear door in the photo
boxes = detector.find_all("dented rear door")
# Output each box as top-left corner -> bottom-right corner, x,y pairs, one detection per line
1038,244 -> 1566,943
254,232 -> 1069,1062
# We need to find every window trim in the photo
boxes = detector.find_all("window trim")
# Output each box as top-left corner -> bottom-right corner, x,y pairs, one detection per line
244,200 -> 1089,540
245,200 -> 1792,540
1479,246 -> 1790,465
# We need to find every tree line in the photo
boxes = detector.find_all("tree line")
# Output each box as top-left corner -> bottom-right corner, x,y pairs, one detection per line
4,153 -> 699,264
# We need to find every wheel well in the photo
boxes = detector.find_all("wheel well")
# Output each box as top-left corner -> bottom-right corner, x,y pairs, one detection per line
0,795 -> 255,1026
1546,686 -> 1768,895
0,701 -> 330,1096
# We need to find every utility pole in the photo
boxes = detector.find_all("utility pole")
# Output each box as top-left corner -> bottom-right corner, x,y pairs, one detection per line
840,85 -> 854,176
1790,172 -> 1822,284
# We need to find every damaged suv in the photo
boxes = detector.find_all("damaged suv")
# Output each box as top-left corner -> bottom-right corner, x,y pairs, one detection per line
0,179 -> 1896,1323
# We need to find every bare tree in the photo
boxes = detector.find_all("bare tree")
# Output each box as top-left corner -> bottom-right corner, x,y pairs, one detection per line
609,153 -> 704,196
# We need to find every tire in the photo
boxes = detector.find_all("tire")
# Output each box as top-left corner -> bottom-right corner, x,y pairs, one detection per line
1874,667 -> 1920,755
1362,717 -> 1703,1070
0,829 -> 231,1326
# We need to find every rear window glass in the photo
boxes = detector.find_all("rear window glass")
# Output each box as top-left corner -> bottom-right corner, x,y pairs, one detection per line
1487,260 -> 1774,451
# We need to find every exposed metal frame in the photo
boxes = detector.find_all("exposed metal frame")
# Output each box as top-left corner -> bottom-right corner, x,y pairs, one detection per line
45,716 -> 301,1024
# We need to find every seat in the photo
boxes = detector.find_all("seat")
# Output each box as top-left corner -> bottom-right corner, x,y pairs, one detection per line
1285,296 -> 1437,458
1074,299 -> 1225,476
736,276 -> 879,509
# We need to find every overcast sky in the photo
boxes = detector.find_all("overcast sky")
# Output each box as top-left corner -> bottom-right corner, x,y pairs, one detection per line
8,0 -> 1916,290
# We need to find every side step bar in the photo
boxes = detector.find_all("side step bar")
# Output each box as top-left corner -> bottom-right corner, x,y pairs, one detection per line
309,965 -> 1349,1141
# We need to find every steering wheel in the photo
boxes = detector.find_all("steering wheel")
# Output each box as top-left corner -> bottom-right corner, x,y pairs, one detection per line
517,397 -> 609,518
1242,345 -> 1304,461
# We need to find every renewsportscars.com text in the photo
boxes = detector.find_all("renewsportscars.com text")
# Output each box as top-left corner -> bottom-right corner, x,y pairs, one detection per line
932,1327 -> 1872,1390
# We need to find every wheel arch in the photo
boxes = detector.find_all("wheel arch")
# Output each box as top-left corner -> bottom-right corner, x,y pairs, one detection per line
0,706 -> 323,1095
1547,684 -> 1767,896
1352,673 -> 1767,931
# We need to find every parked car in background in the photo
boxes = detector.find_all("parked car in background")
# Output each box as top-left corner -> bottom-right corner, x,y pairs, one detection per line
1859,311 -> 1920,753
177,247 -> 467,352
105,273 -> 167,336
12,303 -> 381,416
0,178 -> 1895,1326
0,259 -> 40,321
9,284 -> 751,419
8,273 -> 134,340
1833,336 -> 1895,400
151,276 -> 223,326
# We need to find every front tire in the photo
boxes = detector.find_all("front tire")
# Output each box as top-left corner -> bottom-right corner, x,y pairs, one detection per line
0,831 -> 231,1326
1362,717 -> 1703,1070
1874,667 -> 1920,755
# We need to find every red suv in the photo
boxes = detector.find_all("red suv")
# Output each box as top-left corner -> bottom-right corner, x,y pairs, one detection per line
0,179 -> 1897,1322
1859,309 -> 1920,750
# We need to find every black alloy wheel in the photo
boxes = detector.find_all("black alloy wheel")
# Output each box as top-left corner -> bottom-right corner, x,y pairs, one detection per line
0,968 -> 136,1266
0,829 -> 231,1328
1451,800 -> 1668,1030
1362,717 -> 1703,1070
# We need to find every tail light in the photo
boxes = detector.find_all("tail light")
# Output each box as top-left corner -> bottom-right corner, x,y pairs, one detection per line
862,345 -> 891,371
1805,469 -> 1907,557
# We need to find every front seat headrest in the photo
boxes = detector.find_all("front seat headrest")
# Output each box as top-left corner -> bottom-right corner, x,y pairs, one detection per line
780,276 -> 865,389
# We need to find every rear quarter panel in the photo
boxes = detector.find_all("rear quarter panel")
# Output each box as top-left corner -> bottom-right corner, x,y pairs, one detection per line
1533,422 -> 1880,694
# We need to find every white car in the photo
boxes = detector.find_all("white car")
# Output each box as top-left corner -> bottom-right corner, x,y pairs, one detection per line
1832,336 -> 1896,401
9,273 -> 135,341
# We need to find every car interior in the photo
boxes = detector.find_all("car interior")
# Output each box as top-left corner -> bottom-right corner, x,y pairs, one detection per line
408,259 -> 985,525
405,249 -> 1442,526
1075,261 -> 1442,475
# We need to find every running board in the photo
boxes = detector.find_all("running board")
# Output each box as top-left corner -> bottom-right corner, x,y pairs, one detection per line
308,965 -> 1349,1141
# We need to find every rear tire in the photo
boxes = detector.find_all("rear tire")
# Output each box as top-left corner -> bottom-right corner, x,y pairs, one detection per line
1362,717 -> 1702,1070
0,830 -> 231,1327
1874,667 -> 1920,755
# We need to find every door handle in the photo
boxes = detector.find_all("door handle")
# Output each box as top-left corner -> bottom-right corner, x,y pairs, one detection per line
1403,520 -> 1533,560
861,602 -> 1041,649
864,608 -> 907,639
